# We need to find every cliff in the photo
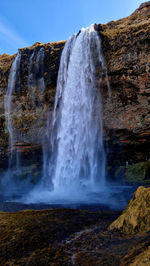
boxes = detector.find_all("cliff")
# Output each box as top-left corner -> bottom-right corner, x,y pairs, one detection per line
100,2 -> 150,175
0,41 -> 65,169
0,2 -> 150,182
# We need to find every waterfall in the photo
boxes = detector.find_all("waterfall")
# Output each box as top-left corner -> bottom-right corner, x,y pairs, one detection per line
2,47 -> 46,195
36,48 -> 45,92
27,49 -> 36,103
44,25 -> 107,193
5,52 -> 21,172
2,26 -> 111,203
28,47 -> 48,183
28,47 -> 45,104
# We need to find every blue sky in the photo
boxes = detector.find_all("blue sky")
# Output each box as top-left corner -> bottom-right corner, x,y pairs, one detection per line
0,0 -> 145,54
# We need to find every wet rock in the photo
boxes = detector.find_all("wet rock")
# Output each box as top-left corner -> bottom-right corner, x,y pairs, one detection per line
0,41 -> 65,161
99,1 -> 150,169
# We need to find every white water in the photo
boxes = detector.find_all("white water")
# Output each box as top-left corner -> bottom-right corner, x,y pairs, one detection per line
5,47 -> 45,172
5,52 -> 21,170
2,48 -> 46,194
28,47 -> 45,104
0,52 -> 22,195
42,25 -> 107,196
27,48 -> 50,185
2,26 -> 114,204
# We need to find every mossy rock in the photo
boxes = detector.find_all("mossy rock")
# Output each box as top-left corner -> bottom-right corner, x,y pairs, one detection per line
12,115 -> 37,132
109,186 -> 150,234
125,160 -> 150,184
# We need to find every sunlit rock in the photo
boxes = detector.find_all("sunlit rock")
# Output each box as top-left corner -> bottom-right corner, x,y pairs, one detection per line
109,186 -> 150,233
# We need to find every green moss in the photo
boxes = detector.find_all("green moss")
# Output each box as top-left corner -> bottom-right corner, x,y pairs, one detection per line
125,160 -> 150,184
12,115 -> 37,132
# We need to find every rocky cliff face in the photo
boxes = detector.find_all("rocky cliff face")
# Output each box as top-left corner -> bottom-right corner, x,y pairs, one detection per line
101,2 -> 150,162
0,2 -> 150,181
99,1 -> 150,179
0,41 -> 65,169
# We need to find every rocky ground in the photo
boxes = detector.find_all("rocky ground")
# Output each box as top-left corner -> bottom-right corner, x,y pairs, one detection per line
0,186 -> 149,265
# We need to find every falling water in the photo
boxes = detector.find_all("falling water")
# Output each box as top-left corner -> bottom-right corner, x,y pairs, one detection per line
0,27 -> 134,209
27,49 -> 36,103
2,48 -> 46,195
28,47 -> 45,104
36,48 -> 45,91
44,25 -> 107,193
28,47 -> 48,182
5,52 -> 21,171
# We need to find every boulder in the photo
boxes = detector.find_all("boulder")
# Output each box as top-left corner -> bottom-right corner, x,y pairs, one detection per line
109,186 -> 150,233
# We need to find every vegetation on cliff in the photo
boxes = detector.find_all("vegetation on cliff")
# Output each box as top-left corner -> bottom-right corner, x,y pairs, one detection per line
125,160 -> 150,183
